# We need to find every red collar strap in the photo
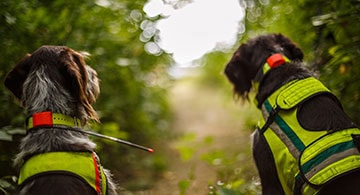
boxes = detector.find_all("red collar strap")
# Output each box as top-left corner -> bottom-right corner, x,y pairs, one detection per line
26,111 -> 81,130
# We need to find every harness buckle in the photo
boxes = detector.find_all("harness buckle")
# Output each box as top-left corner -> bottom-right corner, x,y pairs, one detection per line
259,105 -> 280,134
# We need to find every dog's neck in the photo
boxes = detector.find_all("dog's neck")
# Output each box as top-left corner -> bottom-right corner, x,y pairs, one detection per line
254,61 -> 315,108
254,54 -> 291,83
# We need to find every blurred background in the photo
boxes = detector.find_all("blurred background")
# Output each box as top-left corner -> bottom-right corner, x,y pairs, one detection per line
0,0 -> 359,194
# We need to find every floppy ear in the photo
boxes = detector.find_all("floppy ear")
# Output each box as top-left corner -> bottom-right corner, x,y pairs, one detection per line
224,46 -> 256,99
4,54 -> 32,100
59,48 -> 99,122
275,34 -> 304,61
85,65 -> 100,104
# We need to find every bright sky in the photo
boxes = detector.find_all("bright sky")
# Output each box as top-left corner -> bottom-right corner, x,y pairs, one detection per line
144,0 -> 244,66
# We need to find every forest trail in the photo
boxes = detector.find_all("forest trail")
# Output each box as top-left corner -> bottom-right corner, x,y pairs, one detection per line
150,74 -> 259,195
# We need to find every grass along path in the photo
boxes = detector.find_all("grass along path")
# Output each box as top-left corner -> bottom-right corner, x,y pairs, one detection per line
151,76 -> 260,194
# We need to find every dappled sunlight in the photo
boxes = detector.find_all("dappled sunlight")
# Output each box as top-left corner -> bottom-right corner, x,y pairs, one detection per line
144,0 -> 244,65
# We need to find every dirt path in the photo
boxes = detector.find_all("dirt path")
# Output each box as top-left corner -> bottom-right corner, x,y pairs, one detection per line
151,75 -> 258,194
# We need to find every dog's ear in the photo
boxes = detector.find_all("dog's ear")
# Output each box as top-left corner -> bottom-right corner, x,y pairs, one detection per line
224,46 -> 255,99
85,65 -> 100,104
275,34 -> 304,61
4,54 -> 32,100
59,48 -> 99,122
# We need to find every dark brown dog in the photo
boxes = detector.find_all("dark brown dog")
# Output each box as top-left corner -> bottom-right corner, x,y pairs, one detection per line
224,34 -> 360,194
5,46 -> 117,195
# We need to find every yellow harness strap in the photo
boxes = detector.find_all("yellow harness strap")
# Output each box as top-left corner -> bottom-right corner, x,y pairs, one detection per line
276,77 -> 330,109
18,152 -> 107,195
299,128 -> 360,194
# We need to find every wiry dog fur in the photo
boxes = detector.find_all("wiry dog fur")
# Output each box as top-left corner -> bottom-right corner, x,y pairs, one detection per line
224,34 -> 360,194
5,46 -> 117,195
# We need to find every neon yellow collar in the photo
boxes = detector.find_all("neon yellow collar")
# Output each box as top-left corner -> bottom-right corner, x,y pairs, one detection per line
26,112 -> 81,130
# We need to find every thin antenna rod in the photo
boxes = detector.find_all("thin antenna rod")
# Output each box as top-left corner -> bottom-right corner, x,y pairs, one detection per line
69,128 -> 154,153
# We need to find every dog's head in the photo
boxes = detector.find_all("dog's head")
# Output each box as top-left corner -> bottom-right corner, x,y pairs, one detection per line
224,33 -> 304,99
4,46 -> 100,124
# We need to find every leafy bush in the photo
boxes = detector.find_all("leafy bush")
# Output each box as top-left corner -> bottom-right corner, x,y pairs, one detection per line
0,0 -> 172,191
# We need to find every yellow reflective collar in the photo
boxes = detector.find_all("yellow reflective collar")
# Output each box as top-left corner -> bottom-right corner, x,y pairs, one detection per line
18,152 -> 107,195
26,112 -> 81,130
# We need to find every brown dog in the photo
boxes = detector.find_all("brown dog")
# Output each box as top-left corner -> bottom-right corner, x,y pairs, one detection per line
224,34 -> 360,194
5,46 -> 117,195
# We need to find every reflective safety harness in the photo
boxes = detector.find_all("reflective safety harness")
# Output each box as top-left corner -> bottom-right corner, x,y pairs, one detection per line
19,112 -> 108,195
258,75 -> 360,194
256,54 -> 360,194
18,152 -> 108,195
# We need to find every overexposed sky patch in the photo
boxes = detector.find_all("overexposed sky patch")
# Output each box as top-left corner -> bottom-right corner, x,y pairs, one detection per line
144,0 -> 244,65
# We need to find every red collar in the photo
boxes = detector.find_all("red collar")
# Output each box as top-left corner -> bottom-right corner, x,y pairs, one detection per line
26,111 -> 81,130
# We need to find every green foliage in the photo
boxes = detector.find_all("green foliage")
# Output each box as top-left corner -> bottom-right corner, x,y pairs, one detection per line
309,1 -> 360,122
174,133 -> 198,161
171,130 -> 259,194
196,50 -> 233,88
239,0 -> 316,58
178,179 -> 192,195
203,147 -> 260,195
0,0 -> 172,191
